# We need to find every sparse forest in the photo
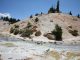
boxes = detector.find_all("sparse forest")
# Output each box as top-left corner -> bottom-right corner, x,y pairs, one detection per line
48,0 -> 60,13
0,17 -> 20,24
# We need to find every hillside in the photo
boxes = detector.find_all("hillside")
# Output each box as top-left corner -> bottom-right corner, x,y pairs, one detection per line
0,20 -> 10,32
6,13 -> 79,42
0,13 -> 80,43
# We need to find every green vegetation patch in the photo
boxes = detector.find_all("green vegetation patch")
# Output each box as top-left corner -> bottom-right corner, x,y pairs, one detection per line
0,42 -> 16,47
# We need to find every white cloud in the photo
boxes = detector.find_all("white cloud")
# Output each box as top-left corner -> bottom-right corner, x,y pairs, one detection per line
0,13 -> 11,18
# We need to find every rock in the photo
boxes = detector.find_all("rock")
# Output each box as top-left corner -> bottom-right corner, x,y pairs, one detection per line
44,33 -> 55,40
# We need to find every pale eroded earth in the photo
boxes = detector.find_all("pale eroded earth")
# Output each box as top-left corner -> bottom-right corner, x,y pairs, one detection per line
0,40 -> 80,60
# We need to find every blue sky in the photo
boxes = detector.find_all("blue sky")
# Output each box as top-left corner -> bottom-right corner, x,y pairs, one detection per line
0,0 -> 80,19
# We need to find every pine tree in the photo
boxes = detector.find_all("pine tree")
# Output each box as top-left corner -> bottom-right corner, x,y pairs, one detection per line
35,13 -> 39,16
41,12 -> 43,15
56,0 -> 60,13
77,14 -> 80,18
0,17 -> 3,20
30,15 -> 33,18
69,11 -> 72,15
48,6 -> 55,13
52,24 -> 62,41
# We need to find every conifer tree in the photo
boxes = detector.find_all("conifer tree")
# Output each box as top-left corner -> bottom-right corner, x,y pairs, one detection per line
56,0 -> 60,13
77,14 -> 80,18
48,6 -> 55,13
69,11 -> 72,15
52,24 -> 62,41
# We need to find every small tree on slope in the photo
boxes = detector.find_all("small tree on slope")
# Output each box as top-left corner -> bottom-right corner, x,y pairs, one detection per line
52,24 -> 62,41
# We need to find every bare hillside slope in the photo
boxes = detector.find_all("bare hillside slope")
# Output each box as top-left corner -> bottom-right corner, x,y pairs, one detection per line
1,13 -> 80,42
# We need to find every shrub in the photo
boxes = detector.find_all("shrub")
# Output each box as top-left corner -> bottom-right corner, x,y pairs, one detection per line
27,22 -> 32,28
35,13 -> 39,16
32,26 -> 37,32
69,11 -> 72,15
10,27 -> 14,33
77,14 -> 80,18
21,29 -> 33,37
10,25 -> 19,34
30,15 -> 33,18
19,29 -> 23,34
14,25 -> 19,28
35,31 -> 41,36
50,20 -> 53,22
41,12 -> 43,15
35,18 -> 39,22
69,30 -> 78,36
13,29 -> 19,35
52,24 -> 62,41
68,26 -> 72,29
48,6 -> 56,13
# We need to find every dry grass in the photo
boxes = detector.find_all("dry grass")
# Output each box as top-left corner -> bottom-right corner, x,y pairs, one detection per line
66,52 -> 80,60
65,52 -> 76,60
47,51 -> 80,60
49,50 -> 60,60
0,42 -> 15,47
